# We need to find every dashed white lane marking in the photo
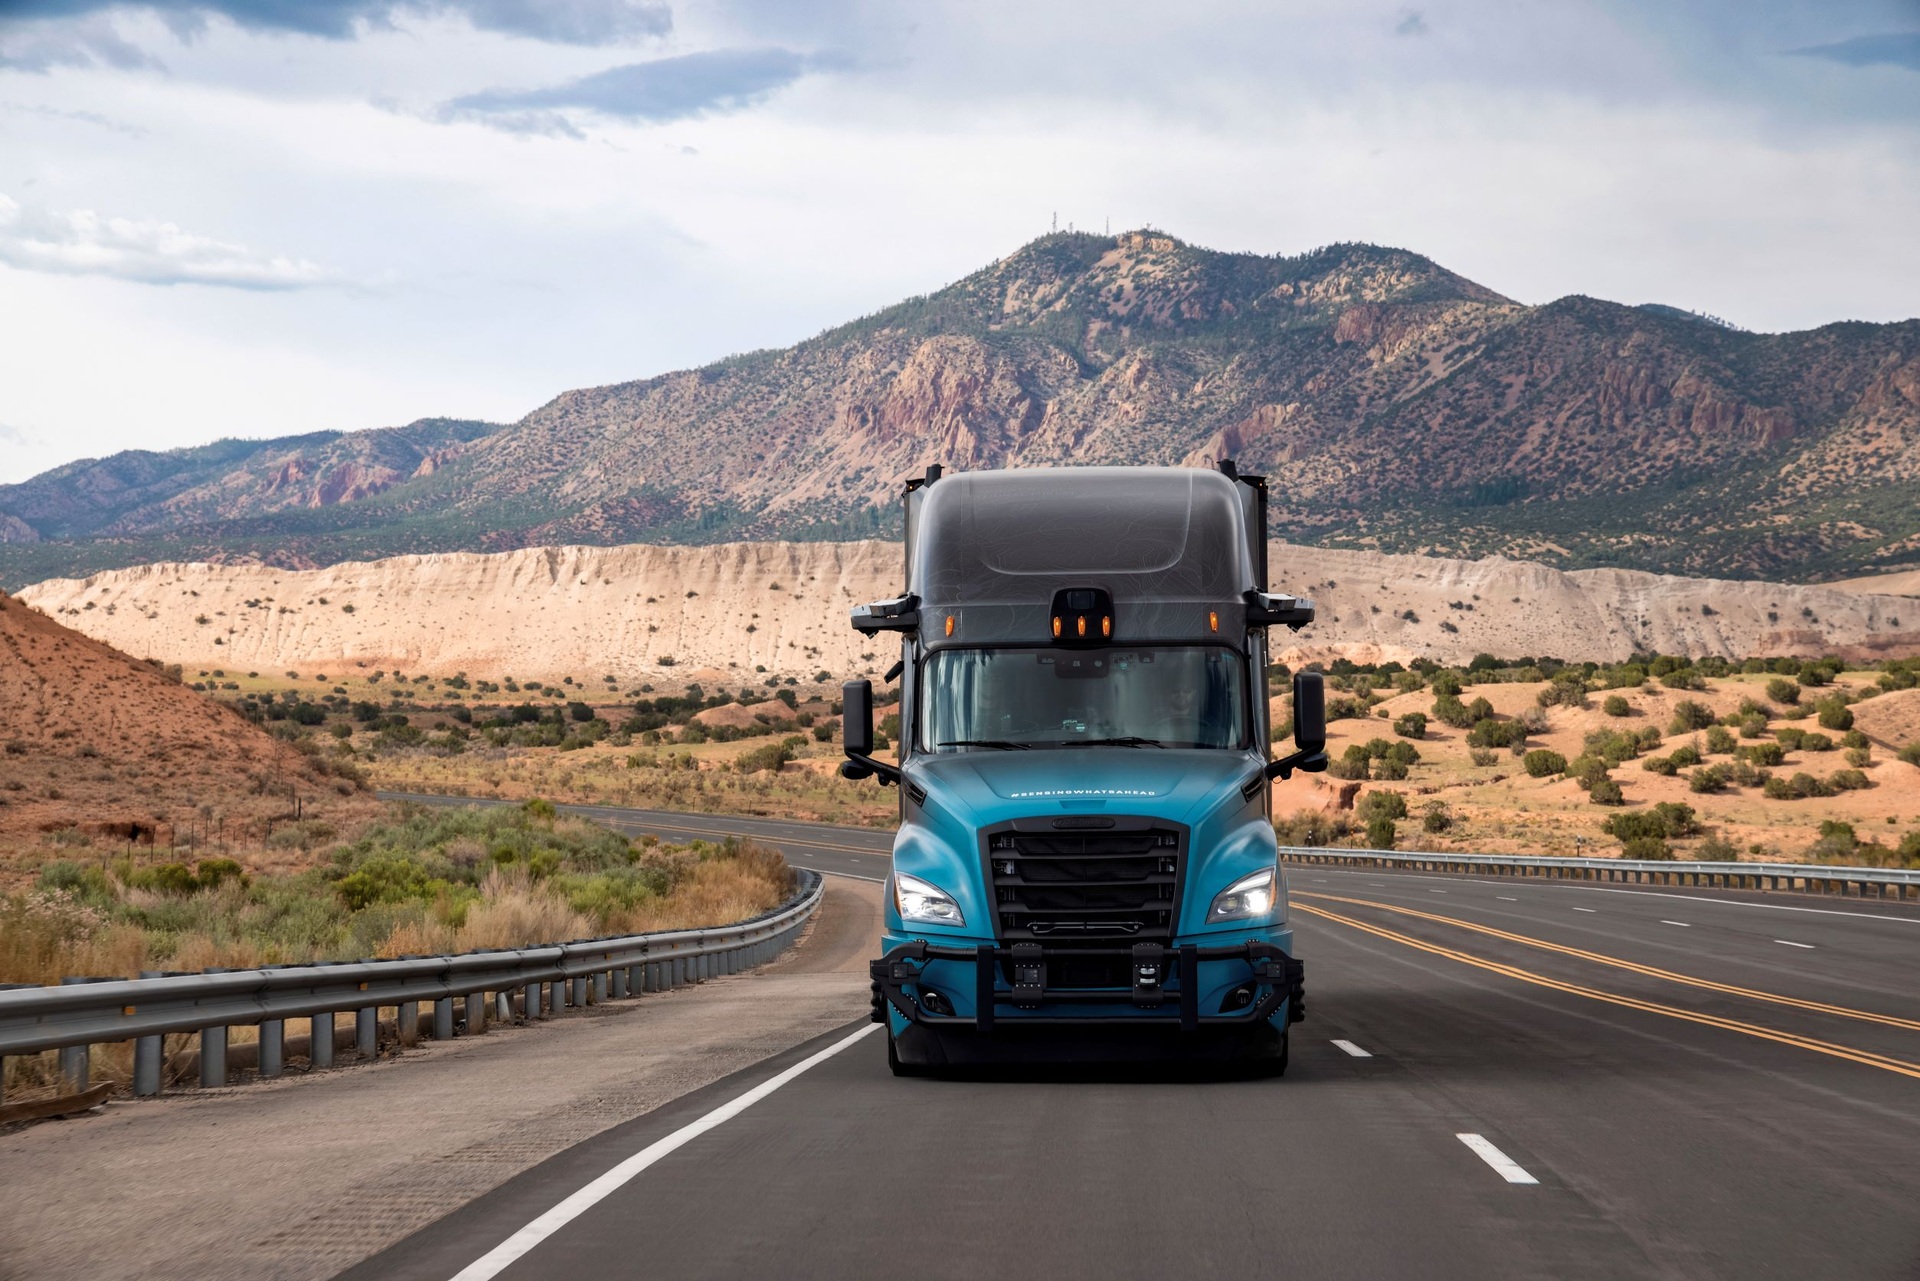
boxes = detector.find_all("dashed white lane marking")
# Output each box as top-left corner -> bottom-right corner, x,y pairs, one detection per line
1457,1134 -> 1539,1185
1331,1039 -> 1373,1058
1662,920 -> 1691,927
449,1023 -> 881,1280
1572,907 -> 1596,913
1429,889 -> 1448,894
1497,896 -> 1518,901
1776,939 -> 1816,949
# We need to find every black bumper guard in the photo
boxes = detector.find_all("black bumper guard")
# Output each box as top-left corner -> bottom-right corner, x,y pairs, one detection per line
870,940 -> 1305,1032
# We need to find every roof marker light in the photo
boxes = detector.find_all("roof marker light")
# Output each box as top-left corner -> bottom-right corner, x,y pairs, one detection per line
1077,615 -> 1087,637
1101,615 -> 1112,638
945,615 -> 955,637
1209,611 -> 1219,633
1052,616 -> 1062,638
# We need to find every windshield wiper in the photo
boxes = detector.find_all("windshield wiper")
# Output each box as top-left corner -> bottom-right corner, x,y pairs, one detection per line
1069,736 -> 1168,748
938,739 -> 1033,751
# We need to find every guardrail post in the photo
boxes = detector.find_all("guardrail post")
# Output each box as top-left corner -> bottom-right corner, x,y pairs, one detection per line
526,982 -> 544,1019
593,971 -> 608,1003
494,989 -> 512,1023
134,969 -> 166,1096
433,997 -> 455,1040
311,1012 -> 334,1068
357,1005 -> 378,1057
398,1000 -> 419,1045
550,979 -> 568,1012
464,991 -> 484,1035
571,976 -> 588,1006
200,1025 -> 227,1088
612,968 -> 629,999
259,1019 -> 284,1078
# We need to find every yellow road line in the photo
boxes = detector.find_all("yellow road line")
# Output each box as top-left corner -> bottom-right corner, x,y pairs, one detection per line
1292,902 -> 1920,1082
1297,891 -> 1920,1035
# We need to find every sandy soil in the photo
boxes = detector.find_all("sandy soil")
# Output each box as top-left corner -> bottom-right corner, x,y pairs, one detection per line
16,540 -> 1918,683
0,876 -> 881,1281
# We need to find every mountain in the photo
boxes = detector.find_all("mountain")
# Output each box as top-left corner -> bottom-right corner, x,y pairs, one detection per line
3,230 -> 1917,587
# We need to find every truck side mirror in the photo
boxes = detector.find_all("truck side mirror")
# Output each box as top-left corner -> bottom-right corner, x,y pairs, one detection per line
842,679 -> 874,756
1292,671 -> 1326,753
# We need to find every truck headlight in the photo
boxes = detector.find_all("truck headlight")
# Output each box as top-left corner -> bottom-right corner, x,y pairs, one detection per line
1207,866 -> 1276,922
894,871 -> 965,927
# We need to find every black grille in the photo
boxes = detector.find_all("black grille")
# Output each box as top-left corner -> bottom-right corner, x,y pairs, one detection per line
986,822 -> 1184,953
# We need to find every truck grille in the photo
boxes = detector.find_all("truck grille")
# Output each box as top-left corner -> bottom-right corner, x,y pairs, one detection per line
985,820 -> 1185,958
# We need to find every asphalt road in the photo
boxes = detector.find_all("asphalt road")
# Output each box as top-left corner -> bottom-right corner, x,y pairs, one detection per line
369,794 -> 1920,1280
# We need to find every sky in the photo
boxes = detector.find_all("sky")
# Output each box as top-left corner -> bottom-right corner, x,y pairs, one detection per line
0,0 -> 1917,483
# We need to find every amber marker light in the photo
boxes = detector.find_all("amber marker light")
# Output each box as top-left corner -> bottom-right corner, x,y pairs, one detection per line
1052,616 -> 1062,638
1208,610 -> 1219,632
1101,615 -> 1112,638
1077,615 -> 1087,637
945,615 -> 955,637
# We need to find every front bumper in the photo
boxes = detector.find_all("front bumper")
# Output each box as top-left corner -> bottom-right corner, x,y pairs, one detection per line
869,939 -> 1306,1032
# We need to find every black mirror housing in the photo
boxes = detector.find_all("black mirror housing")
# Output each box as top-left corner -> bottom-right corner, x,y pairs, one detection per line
842,679 -> 874,757
1292,671 -> 1327,753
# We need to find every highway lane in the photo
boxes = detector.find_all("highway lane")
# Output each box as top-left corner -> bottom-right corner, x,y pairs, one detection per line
363,795 -> 1920,1279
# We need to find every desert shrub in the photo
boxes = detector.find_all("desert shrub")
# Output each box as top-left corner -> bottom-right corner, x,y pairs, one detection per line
1816,700 -> 1854,732
1696,831 -> 1740,861
1728,759 -> 1771,788
1903,743 -> 1920,767
1421,801 -> 1453,834
1660,670 -> 1706,691
1393,712 -> 1428,739
1602,695 -> 1631,717
1358,790 -> 1409,823
1765,678 -> 1799,705
1537,676 -> 1589,709
1589,777 -> 1625,805
1829,769 -> 1871,791
1669,701 -> 1715,733
1327,745 -> 1372,781
1431,694 -> 1473,728
1373,757 -> 1409,781
1566,754 -> 1610,787
1273,810 -> 1355,847
1521,749 -> 1566,777
1430,671 -> 1463,698
1668,744 -> 1702,767
1469,748 -> 1500,767
1844,747 -> 1872,768
1688,765 -> 1730,794
1704,725 -> 1735,755
1738,713 -> 1769,738
1774,772 -> 1834,799
1584,729 -> 1643,765
1469,718 -> 1528,749
1841,730 -> 1868,749
1797,666 -> 1832,688
1642,755 -> 1679,776
1739,742 -> 1786,767
1800,733 -> 1835,753
1365,817 -> 1397,850
1761,777 -> 1791,799
1774,726 -> 1807,749
1605,802 -> 1699,842
1466,696 -> 1494,723
1621,836 -> 1673,860
736,741 -> 797,774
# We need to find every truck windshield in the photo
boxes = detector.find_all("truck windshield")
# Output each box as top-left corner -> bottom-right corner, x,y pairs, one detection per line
919,647 -> 1249,752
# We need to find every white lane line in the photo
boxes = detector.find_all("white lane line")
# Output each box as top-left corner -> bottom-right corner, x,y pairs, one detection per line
1496,896 -> 1518,902
1661,920 -> 1691,927
1457,1134 -> 1539,1185
808,868 -> 887,883
449,1023 -> 881,1280
1572,907 -> 1597,913
1429,889 -> 1448,894
1331,1039 -> 1373,1058
1776,939 -> 1816,949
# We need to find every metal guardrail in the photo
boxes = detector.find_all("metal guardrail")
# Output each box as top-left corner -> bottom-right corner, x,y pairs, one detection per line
1279,847 -> 1920,900
0,869 -> 823,1105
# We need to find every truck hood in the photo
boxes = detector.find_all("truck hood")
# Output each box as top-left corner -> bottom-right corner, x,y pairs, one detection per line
893,748 -> 1283,939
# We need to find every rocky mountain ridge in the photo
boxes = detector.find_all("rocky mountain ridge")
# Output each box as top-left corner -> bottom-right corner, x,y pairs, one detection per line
2,230 -> 1916,585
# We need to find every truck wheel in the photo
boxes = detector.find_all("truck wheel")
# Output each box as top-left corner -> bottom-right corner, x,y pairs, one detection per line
887,1035 -> 925,1078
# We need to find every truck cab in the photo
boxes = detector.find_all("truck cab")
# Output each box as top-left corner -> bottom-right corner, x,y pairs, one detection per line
844,463 -> 1329,1074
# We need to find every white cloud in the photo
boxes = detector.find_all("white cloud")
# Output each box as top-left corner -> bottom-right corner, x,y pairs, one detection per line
0,193 -> 333,289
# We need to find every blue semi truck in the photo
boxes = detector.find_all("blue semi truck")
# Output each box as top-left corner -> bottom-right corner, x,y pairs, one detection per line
841,462 -> 1330,1074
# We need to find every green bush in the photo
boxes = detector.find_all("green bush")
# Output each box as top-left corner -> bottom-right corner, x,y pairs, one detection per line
1816,700 -> 1854,732
1566,754 -> 1610,787
1589,777 -> 1625,805
1642,755 -> 1679,776
1668,744 -> 1702,767
1844,747 -> 1872,768
1468,748 -> 1500,767
1688,765 -> 1730,794
1522,749 -> 1566,778
1373,757 -> 1409,781
1800,733 -> 1835,753
1796,666 -> 1831,688
1358,790 -> 1409,823
1602,695 -> 1631,717
1469,718 -> 1528,749
1738,742 -> 1786,767
1393,712 -> 1428,739
1621,836 -> 1673,860
1704,725 -> 1735,755
1365,816 -> 1397,850
1829,769 -> 1871,791
1430,671 -> 1463,698
1421,801 -> 1453,834
736,741 -> 796,774
1841,730 -> 1868,749
1775,726 -> 1806,749
1669,701 -> 1716,733
1604,803 -> 1699,844
1431,694 -> 1473,728
1765,678 -> 1799,705
1903,743 -> 1920,767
